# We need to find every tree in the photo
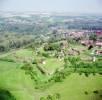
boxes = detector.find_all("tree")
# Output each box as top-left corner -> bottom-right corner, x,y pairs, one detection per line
89,34 -> 97,42
47,95 -> 53,100
54,93 -> 61,99
0,89 -> 16,100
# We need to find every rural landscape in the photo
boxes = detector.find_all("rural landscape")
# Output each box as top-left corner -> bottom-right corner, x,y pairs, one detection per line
0,11 -> 102,100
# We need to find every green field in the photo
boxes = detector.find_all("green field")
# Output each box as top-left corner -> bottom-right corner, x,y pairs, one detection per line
0,48 -> 102,100
0,67 -> 102,100
45,73 -> 102,100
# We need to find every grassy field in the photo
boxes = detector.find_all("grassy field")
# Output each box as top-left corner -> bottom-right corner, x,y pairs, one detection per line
0,62 -> 35,100
0,48 -> 102,100
43,73 -> 102,100
0,67 -> 102,100
39,58 -> 64,73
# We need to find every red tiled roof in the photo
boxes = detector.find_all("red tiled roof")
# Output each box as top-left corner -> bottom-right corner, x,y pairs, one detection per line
96,42 -> 102,46
96,31 -> 102,36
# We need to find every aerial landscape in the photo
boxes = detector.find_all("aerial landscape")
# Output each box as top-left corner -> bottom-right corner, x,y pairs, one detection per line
0,0 -> 102,100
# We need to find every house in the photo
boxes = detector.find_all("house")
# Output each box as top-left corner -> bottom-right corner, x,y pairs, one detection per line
95,41 -> 102,48
96,30 -> 102,41
96,30 -> 102,36
81,40 -> 93,46
95,50 -> 102,55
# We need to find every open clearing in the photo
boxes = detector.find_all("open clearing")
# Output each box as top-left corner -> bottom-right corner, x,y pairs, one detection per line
0,48 -> 102,100
0,66 -> 102,100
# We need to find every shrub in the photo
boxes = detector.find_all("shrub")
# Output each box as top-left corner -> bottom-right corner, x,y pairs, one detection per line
84,73 -> 89,77
99,73 -> 102,75
93,90 -> 99,94
32,60 -> 37,64
54,93 -> 61,99
84,91 -> 88,95
0,89 -> 16,100
47,95 -> 53,100
44,43 -> 61,51
79,72 -> 82,75
0,58 -> 15,63
40,97 -> 46,100
100,95 -> 102,98
42,52 -> 50,58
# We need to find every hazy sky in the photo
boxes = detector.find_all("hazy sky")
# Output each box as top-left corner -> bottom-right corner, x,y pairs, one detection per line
0,0 -> 102,13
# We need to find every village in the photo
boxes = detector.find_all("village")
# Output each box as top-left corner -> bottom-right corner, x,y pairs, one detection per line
0,12 -> 102,100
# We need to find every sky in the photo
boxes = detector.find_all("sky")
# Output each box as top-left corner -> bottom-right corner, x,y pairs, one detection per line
0,0 -> 102,14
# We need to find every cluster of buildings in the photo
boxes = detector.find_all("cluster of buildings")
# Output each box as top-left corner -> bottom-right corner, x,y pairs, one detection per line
52,29 -> 102,61
52,29 -> 98,40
